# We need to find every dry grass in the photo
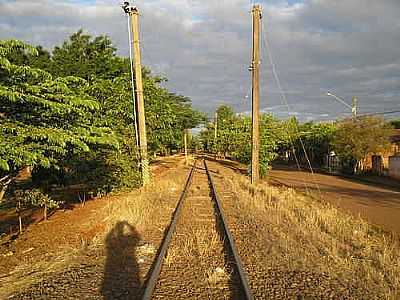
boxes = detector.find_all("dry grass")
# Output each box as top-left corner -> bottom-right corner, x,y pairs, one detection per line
102,169 -> 186,234
206,266 -> 230,286
0,159 -> 189,298
164,246 -> 178,267
226,171 -> 400,298
194,227 -> 221,257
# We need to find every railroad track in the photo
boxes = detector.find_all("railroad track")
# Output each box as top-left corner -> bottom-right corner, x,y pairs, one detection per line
141,159 -> 253,300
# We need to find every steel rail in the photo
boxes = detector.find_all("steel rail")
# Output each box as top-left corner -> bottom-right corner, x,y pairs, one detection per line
141,161 -> 196,300
204,159 -> 254,300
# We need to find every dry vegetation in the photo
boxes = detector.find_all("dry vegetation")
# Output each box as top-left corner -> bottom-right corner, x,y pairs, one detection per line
0,158 -> 189,298
102,172 -> 184,232
225,169 -> 400,298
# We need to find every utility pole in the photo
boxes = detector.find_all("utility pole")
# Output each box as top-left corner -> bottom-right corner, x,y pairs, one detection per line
123,2 -> 150,185
352,96 -> 358,118
184,129 -> 188,165
250,5 -> 262,184
214,111 -> 218,159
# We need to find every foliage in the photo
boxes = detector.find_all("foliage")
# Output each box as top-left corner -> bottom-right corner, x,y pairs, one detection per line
44,30 -> 204,159
83,75 -> 141,192
0,32 -> 204,199
333,116 -> 393,170
15,189 -> 59,221
144,76 -> 205,155
5,45 -> 52,71
17,189 -> 59,210
199,104 -> 341,173
200,105 -> 285,177
0,39 -> 118,176
390,120 -> 400,129
50,30 -> 129,80
294,122 -> 336,166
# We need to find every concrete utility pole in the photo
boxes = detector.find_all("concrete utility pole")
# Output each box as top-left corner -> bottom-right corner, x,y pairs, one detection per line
184,129 -> 188,165
250,5 -> 262,184
124,2 -> 150,185
352,96 -> 358,118
214,111 -> 218,159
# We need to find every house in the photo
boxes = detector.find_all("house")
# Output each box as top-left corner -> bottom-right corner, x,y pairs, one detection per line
362,129 -> 400,178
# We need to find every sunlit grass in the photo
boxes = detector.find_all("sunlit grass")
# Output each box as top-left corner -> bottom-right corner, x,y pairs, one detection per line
226,171 -> 400,298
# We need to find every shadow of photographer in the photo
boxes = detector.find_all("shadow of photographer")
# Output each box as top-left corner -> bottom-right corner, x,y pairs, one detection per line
101,221 -> 141,299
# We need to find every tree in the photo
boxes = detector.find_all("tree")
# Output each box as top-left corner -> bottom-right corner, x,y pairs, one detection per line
200,105 -> 285,177
47,31 -> 204,158
144,76 -> 205,155
390,120 -> 400,129
332,116 -> 393,173
50,30 -> 128,80
4,45 -> 51,72
0,40 -> 118,200
293,122 -> 336,167
212,105 -> 237,156
1,32 -> 205,202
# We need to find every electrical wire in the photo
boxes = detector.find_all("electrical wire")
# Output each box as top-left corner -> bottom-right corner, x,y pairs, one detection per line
260,17 -> 323,198
360,110 -> 400,117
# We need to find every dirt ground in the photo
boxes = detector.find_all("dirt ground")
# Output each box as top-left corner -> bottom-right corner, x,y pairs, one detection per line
0,155 -> 187,299
268,166 -> 400,235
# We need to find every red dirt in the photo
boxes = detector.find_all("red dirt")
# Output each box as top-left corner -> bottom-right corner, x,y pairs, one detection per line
0,196 -> 113,275
0,155 -> 183,276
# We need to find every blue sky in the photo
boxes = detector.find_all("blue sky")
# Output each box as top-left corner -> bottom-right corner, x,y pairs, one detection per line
0,0 -> 399,121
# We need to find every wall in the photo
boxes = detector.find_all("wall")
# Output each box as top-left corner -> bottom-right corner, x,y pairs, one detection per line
389,156 -> 400,180
362,142 -> 400,174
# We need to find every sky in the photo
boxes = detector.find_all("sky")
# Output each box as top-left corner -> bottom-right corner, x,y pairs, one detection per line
0,0 -> 399,121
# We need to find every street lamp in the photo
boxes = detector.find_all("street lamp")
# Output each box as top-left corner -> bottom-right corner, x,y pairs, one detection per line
325,92 -> 358,117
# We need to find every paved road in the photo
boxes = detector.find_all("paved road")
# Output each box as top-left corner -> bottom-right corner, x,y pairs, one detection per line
268,167 -> 400,235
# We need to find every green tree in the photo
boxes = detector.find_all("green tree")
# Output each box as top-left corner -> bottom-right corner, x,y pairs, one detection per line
390,120 -> 400,129
333,116 -> 393,173
80,75 -> 141,193
0,40 -> 118,199
214,105 -> 237,156
48,31 -> 204,157
295,122 -> 336,166
201,105 -> 284,177
144,76 -> 204,155
1,31 -> 205,201
4,45 -> 51,72
50,30 -> 128,80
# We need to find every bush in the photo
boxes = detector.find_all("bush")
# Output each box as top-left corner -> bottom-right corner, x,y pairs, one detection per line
15,189 -> 60,232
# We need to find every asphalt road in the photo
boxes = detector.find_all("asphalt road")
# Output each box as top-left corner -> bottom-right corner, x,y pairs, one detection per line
268,167 -> 400,236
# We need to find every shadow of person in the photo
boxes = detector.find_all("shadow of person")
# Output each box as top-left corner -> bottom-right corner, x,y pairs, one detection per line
101,221 -> 141,300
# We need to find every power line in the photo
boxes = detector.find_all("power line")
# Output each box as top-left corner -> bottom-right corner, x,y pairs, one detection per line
260,16 -> 323,197
360,110 -> 400,117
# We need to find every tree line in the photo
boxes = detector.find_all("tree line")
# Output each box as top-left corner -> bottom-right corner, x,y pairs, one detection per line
199,105 -> 395,176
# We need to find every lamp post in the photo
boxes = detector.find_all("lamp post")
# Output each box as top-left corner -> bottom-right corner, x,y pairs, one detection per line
325,92 -> 358,118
